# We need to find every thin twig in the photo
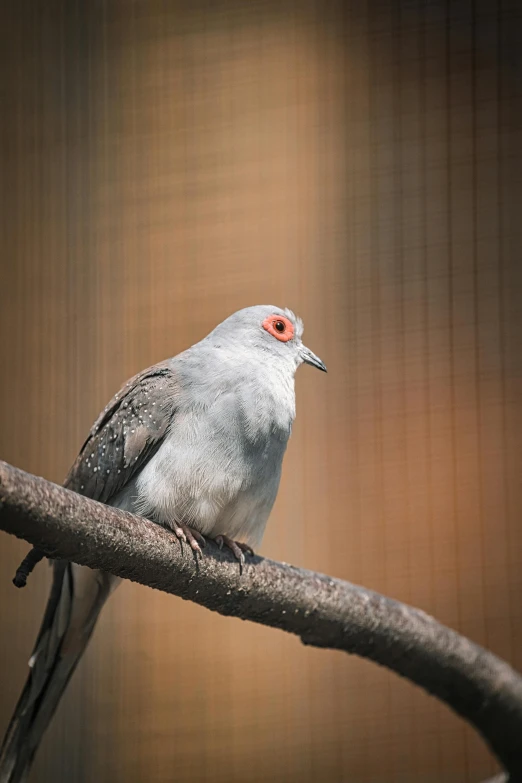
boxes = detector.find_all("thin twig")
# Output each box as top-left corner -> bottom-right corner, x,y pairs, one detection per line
12,546 -> 45,588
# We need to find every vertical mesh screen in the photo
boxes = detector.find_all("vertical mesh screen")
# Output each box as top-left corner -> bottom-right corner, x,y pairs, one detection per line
1,2 -> 521,781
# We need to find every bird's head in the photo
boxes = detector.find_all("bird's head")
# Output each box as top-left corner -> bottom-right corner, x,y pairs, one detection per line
206,305 -> 327,375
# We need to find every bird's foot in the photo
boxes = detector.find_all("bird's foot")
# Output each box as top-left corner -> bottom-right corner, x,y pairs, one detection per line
213,535 -> 254,574
171,523 -> 206,558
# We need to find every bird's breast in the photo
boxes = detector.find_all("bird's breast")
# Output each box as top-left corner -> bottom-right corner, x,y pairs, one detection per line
134,389 -> 292,544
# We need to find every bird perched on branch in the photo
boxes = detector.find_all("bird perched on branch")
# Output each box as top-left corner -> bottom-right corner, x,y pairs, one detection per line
0,305 -> 326,782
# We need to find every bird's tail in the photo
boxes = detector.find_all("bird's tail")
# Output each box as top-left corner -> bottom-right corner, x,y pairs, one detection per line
0,560 -> 117,783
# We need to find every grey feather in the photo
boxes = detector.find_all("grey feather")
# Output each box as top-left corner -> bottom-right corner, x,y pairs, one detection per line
0,563 -> 115,783
65,361 -> 177,503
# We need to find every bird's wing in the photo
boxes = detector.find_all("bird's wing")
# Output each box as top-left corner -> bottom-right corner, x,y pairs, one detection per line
1,361 -> 181,782
64,360 -> 178,503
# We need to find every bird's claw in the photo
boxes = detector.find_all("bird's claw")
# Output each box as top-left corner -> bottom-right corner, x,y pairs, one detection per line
170,524 -> 253,572
213,535 -> 254,574
171,523 -> 206,558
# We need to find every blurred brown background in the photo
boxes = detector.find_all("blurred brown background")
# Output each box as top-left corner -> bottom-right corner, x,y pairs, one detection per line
1,1 -> 521,781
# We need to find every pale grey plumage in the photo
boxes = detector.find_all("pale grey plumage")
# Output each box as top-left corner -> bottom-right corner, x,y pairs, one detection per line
0,305 -> 326,783
130,306 -> 306,546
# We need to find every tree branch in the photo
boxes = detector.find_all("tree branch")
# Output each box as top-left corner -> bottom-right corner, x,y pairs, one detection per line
0,459 -> 521,780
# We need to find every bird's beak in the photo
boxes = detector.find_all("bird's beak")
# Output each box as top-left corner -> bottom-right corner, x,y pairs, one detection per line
301,345 -> 327,373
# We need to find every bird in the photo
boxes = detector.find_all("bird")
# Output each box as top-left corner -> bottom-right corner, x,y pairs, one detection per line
0,304 -> 326,782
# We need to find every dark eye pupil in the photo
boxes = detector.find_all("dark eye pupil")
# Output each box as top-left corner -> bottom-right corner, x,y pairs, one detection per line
275,320 -> 285,332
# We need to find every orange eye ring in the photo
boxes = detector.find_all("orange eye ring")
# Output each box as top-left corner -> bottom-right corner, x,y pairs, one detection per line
262,314 -> 294,342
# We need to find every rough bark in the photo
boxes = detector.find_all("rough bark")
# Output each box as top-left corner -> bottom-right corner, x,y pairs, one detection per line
0,459 -> 521,780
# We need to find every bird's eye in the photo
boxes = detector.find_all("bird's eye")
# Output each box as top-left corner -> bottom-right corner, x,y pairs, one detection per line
262,314 -> 294,342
